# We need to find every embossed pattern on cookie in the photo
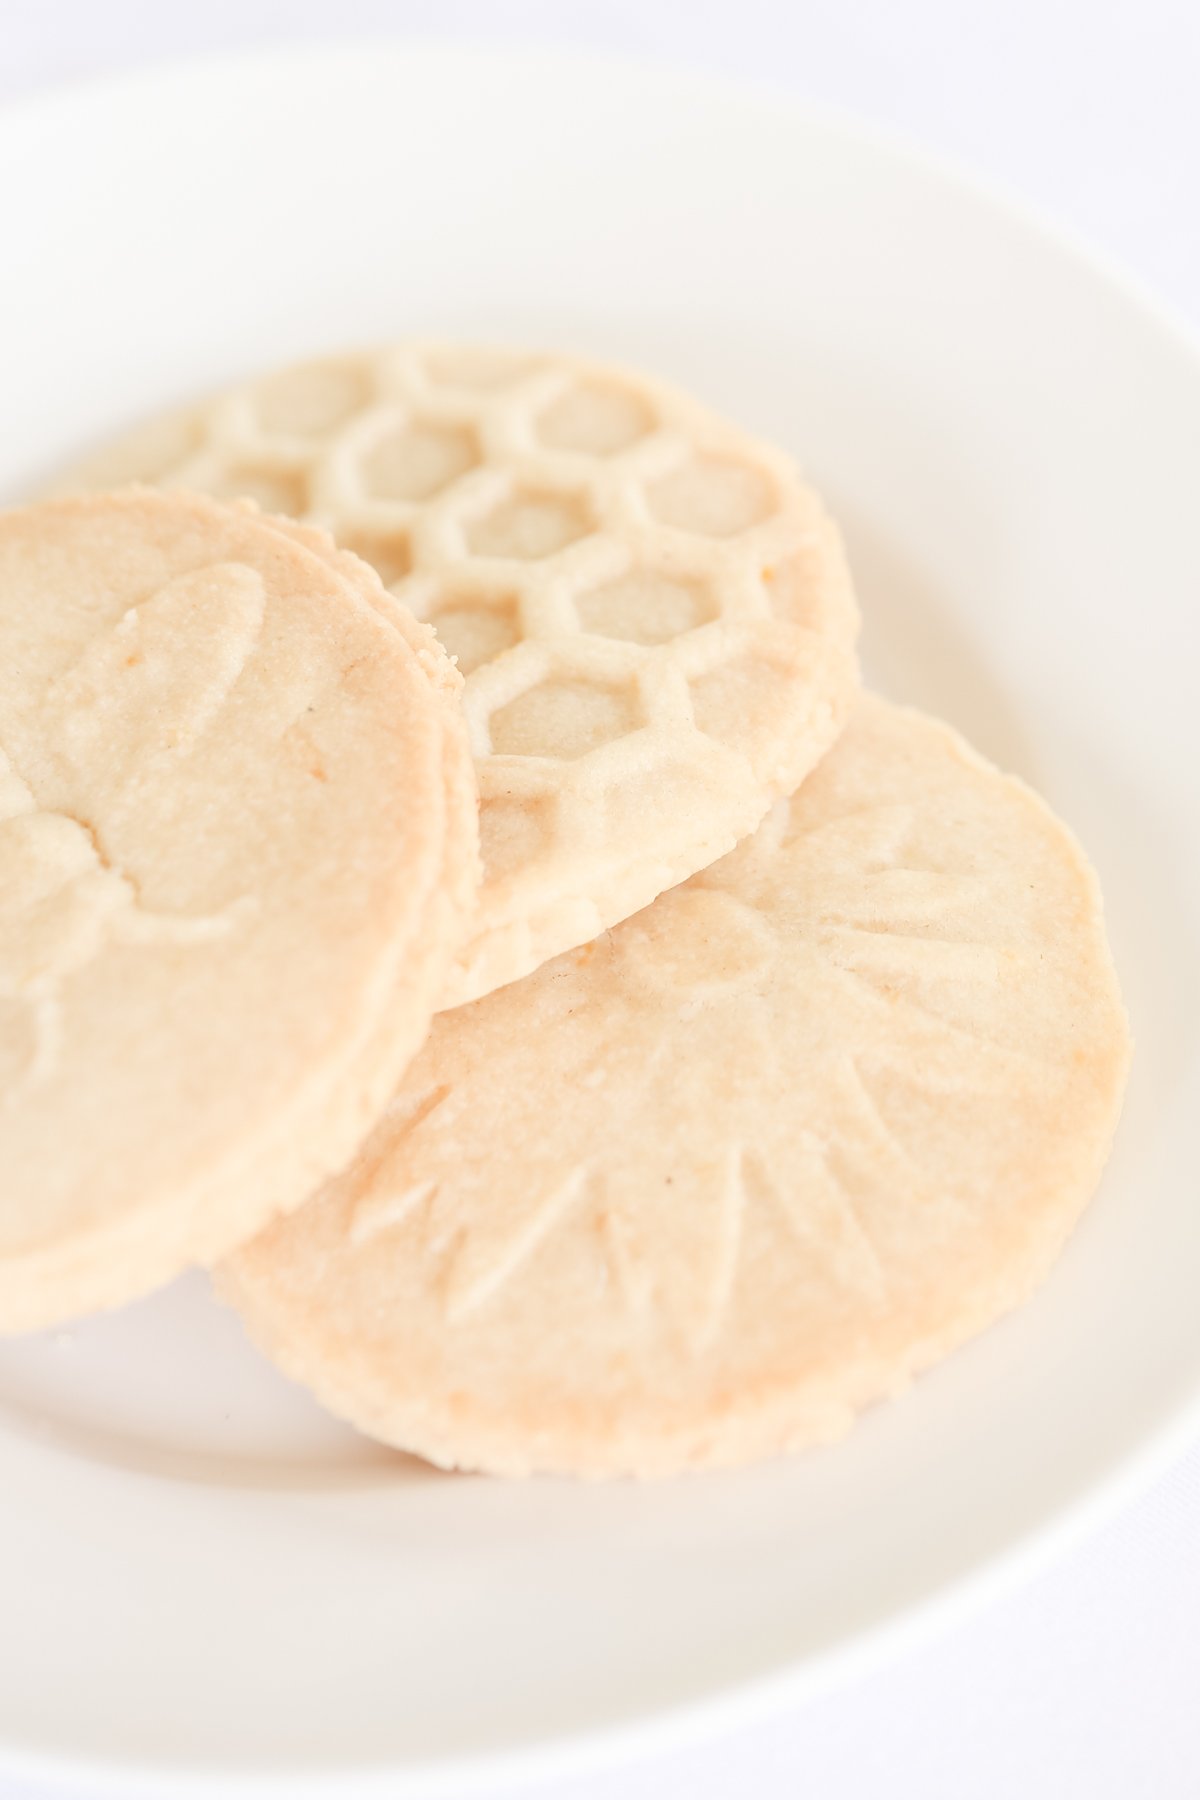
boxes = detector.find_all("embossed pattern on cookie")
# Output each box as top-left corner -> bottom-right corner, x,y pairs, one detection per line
0,492 -> 477,1333
0,567 -> 266,1100
56,345 -> 860,1004
223,695 -> 1130,1478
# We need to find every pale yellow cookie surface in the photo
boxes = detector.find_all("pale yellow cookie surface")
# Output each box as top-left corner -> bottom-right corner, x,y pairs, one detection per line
0,491 -> 477,1332
58,345 -> 860,1005
223,696 -> 1130,1478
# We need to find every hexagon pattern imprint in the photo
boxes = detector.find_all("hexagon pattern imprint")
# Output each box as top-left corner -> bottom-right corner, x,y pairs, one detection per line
59,345 -> 860,1006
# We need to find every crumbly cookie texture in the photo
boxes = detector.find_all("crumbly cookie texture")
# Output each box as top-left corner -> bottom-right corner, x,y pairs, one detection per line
222,695 -> 1130,1478
0,490 -> 477,1332
57,344 -> 860,1004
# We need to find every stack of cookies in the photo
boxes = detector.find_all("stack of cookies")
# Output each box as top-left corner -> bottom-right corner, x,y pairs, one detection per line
0,345 -> 1130,1478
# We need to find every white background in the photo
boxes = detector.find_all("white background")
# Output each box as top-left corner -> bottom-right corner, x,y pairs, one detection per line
2,3 -> 1199,1796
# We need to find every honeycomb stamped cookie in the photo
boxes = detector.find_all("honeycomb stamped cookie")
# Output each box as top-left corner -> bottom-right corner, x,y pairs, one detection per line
223,695 -> 1130,1479
0,491 -> 477,1332
58,344 -> 860,1005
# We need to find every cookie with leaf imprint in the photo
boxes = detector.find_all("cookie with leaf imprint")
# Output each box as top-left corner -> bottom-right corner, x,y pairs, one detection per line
222,694 -> 1131,1478
54,343 -> 861,1006
0,490 -> 477,1332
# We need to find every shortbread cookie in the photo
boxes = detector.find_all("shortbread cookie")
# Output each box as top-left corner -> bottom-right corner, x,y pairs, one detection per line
223,695 -> 1130,1478
58,345 -> 860,1004
0,491 -> 477,1332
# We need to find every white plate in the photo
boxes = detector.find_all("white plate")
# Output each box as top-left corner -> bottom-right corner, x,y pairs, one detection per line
1,42 -> 1198,1797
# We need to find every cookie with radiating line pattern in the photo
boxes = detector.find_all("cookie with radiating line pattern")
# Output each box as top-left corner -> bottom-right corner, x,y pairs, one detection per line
221,694 -> 1130,1478
0,490 -> 477,1333
54,343 -> 860,1006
